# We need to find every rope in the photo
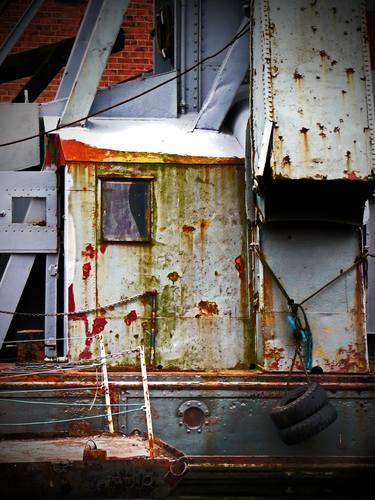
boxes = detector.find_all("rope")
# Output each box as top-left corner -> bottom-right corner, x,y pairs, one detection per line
0,406 -> 145,427
251,243 -> 369,376
0,398 -> 143,407
0,290 -> 156,317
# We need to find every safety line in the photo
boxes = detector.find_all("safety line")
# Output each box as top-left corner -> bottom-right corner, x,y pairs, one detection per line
0,22 -> 250,148
0,386 -> 103,394
0,398 -> 143,407
0,406 -> 145,427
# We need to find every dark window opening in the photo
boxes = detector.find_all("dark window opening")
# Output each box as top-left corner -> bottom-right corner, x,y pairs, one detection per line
101,179 -> 151,242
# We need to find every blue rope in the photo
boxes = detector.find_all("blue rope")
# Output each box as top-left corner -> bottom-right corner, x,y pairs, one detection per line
287,309 -> 313,371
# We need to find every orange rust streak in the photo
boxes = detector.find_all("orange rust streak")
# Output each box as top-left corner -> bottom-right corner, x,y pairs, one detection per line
182,225 -> 196,234
198,300 -> 219,316
61,139 -> 243,165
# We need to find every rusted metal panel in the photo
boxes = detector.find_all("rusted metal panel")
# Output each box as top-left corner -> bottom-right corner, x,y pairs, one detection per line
257,224 -> 368,373
65,163 -> 99,363
252,0 -> 375,180
66,159 -> 251,369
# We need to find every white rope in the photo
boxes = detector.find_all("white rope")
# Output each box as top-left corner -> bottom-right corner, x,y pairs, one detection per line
0,406 -> 146,427
0,398 -> 143,407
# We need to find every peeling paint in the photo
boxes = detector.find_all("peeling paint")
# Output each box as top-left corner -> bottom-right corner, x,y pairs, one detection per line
198,301 -> 219,316
82,262 -> 91,280
124,310 -> 138,326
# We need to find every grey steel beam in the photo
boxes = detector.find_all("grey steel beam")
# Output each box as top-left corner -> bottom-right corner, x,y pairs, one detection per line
0,0 -> 44,67
45,253 -> 59,358
55,0 -> 105,101
59,0 -> 129,126
0,255 -> 36,348
194,18 -> 249,131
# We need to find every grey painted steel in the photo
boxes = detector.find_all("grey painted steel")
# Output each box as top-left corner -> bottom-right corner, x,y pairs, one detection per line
199,0 -> 245,110
0,104 -> 40,171
182,0 -> 200,112
0,0 -> 44,67
59,0 -> 129,126
0,254 -> 35,348
252,0 -> 374,181
194,18 -> 249,131
42,72 -> 178,119
120,387 -> 375,456
88,72 -> 178,118
55,0 -> 105,101
257,224 -> 368,372
367,196 -> 375,334
0,172 -> 57,253
44,253 -> 59,358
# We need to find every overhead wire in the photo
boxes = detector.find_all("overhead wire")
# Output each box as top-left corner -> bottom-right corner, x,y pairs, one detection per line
0,22 -> 250,148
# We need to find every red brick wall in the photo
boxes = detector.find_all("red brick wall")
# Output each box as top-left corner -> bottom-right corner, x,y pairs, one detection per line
0,0 -> 154,103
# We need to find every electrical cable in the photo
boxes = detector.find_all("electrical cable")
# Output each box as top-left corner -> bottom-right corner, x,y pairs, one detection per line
0,22 -> 250,148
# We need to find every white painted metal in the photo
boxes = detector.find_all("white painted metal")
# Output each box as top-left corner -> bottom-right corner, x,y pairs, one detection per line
139,345 -> 154,459
0,0 -> 44,67
59,0 -> 130,126
54,115 -> 243,159
252,0 -> 374,180
98,332 -> 114,433
66,158 -> 249,370
256,120 -> 273,177
194,18 -> 250,131
0,104 -> 40,171
0,172 -> 57,253
55,0 -> 105,100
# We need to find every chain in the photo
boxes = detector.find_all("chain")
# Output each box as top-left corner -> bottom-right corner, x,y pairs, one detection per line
0,290 -> 156,317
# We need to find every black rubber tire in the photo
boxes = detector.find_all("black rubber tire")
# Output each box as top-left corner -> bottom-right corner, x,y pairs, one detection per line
279,401 -> 338,445
270,383 -> 328,429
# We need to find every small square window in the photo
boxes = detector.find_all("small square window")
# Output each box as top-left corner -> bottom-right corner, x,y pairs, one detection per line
101,180 -> 151,242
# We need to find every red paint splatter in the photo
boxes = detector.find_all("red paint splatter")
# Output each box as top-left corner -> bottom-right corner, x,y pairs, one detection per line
100,243 -> 108,254
82,262 -> 91,280
69,284 -> 106,360
44,134 -> 65,168
235,255 -> 245,278
345,171 -> 361,180
68,284 -> 76,313
124,310 -> 138,326
81,244 -> 97,259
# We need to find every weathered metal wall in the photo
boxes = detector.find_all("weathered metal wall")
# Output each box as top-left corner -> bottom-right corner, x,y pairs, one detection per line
257,224 -> 368,373
66,160 -> 252,369
252,0 -> 375,180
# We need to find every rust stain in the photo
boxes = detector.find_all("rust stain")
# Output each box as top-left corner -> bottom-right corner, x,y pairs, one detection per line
281,155 -> 291,167
168,271 -> 180,283
345,150 -> 352,174
182,225 -> 196,234
124,310 -> 138,326
346,67 -> 355,83
198,219 -> 210,232
69,421 -> 93,437
319,50 -> 330,59
333,126 -> 340,133
293,70 -> 304,80
264,343 -> 285,371
299,127 -> 309,156
61,139 -> 243,165
198,300 -> 219,316
235,255 -> 247,306
82,262 -> 91,280
44,134 -> 66,168
81,244 -> 97,259
99,243 -> 108,254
